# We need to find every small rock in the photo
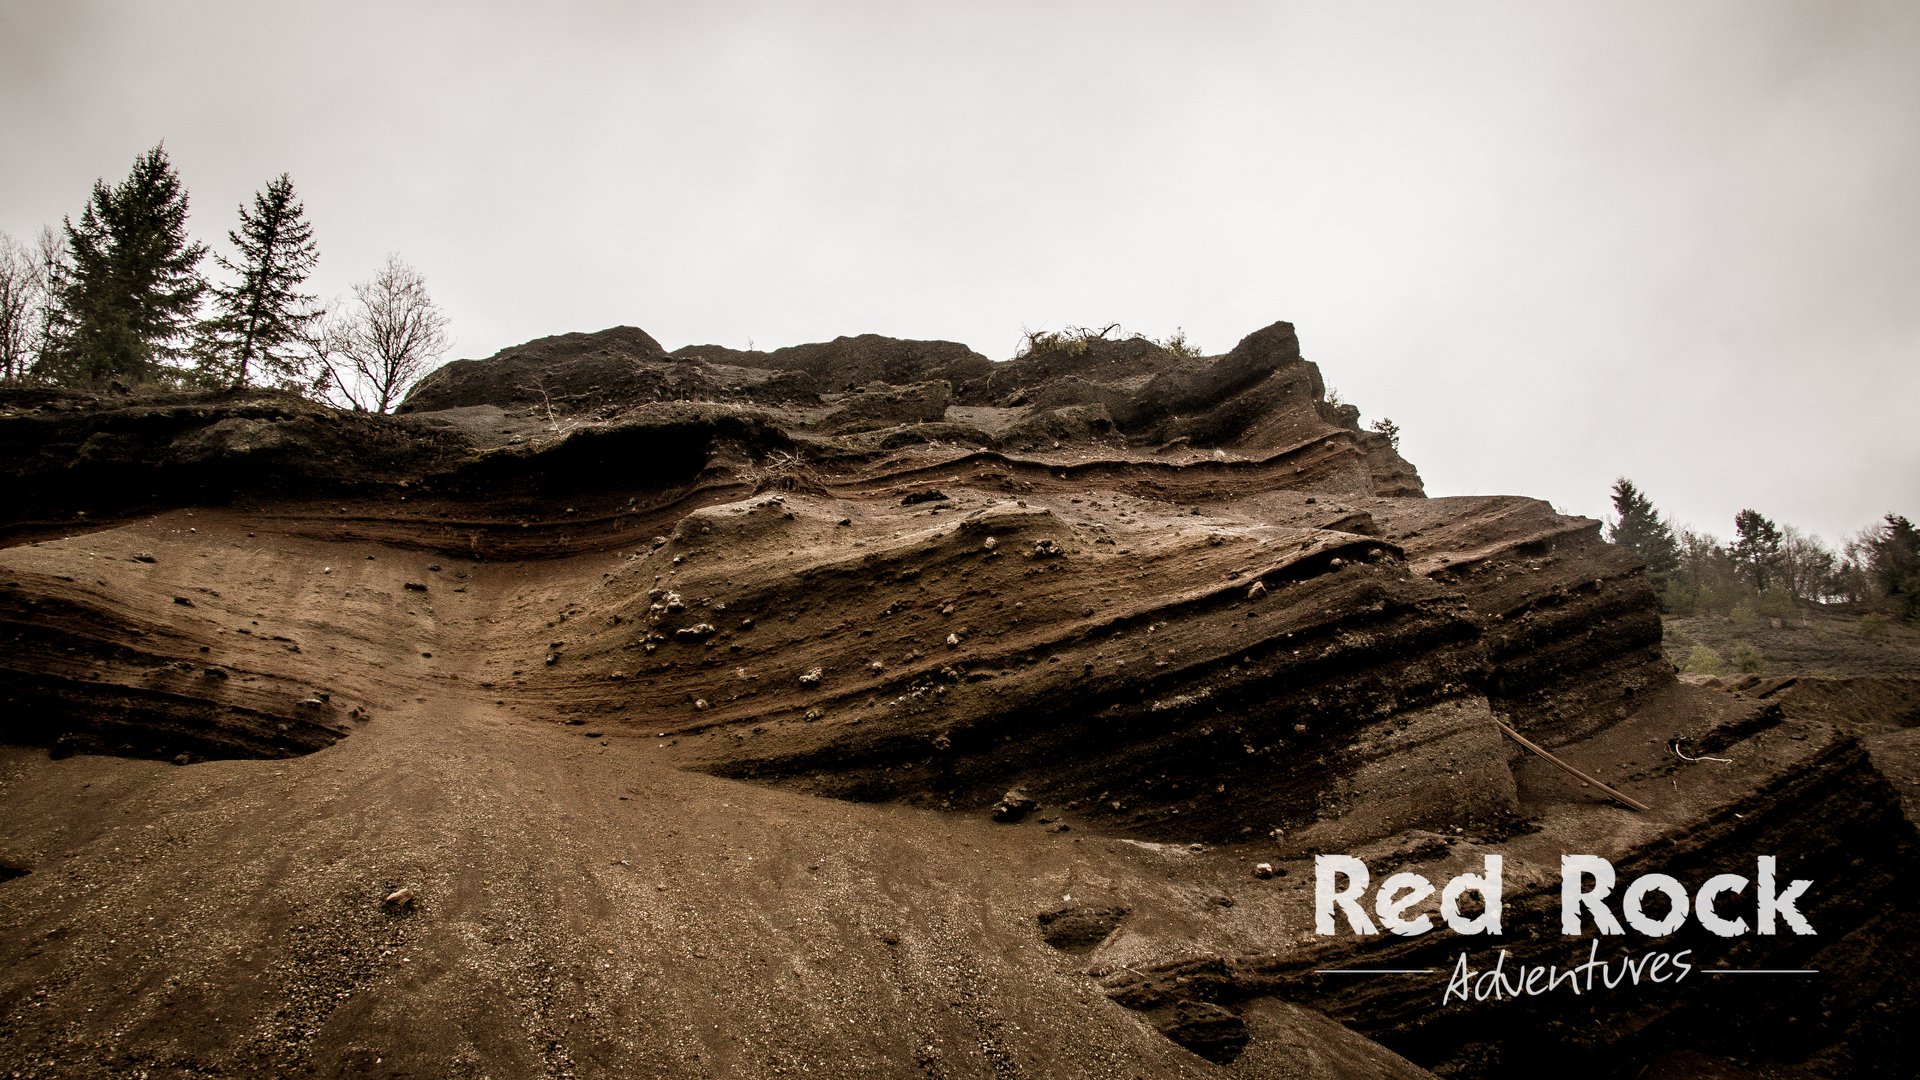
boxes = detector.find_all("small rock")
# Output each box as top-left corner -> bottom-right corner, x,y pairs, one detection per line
172,596 -> 194,606
1031,538 -> 1063,558
694,698 -> 708,710
946,633 -> 960,648
1246,581 -> 1267,600
428,564 -> 441,572
1253,862 -> 1275,879
403,582 -> 428,592
799,667 -> 823,685
131,552 -> 157,563
171,753 -> 191,767
993,788 -> 1039,823
901,490 -> 948,506
674,623 -> 717,642
382,888 -> 416,911
545,653 -> 559,665
982,537 -> 998,551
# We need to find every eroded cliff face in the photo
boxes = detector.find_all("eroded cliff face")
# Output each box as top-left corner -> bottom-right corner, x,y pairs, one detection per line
0,320 -> 1913,1078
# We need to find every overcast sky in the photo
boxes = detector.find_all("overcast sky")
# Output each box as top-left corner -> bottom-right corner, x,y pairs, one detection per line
4,1 -> 1916,544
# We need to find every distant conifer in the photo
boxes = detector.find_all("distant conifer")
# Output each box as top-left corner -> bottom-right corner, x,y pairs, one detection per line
1607,477 -> 1680,583
203,173 -> 320,388
1730,509 -> 1785,592
43,144 -> 207,385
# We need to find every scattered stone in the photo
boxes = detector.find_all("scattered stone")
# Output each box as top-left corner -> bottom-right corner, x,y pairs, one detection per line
982,537 -> 998,551
1031,538 -> 1063,558
799,667 -> 823,685
545,653 -> 559,665
901,489 -> 948,506
131,551 -> 157,563
1246,581 -> 1267,600
172,596 -> 194,606
804,708 -> 822,722
171,753 -> 191,767
583,731 -> 603,738
946,633 -> 960,648
382,888 -> 416,911
428,564 -> 441,572
404,581 -> 428,592
868,660 -> 885,673
993,788 -> 1039,823
1252,862 -> 1275,879
664,592 -> 685,612
694,698 -> 709,710
675,623 -> 717,642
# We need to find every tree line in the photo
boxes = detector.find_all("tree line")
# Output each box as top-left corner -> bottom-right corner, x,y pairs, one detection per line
1607,477 -> 1919,622
0,144 -> 446,412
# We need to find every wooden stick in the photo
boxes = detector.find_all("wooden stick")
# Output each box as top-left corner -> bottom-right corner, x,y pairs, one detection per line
1496,720 -> 1651,812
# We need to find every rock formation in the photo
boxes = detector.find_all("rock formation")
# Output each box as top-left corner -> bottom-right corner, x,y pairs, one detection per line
0,320 -> 1913,1077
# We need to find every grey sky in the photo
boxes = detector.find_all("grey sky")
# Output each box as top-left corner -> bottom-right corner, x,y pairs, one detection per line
4,1 -> 1916,545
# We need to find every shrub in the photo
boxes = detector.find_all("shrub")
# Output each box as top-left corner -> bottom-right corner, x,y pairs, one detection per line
1683,645 -> 1727,676
1730,642 -> 1764,674
1158,327 -> 1203,358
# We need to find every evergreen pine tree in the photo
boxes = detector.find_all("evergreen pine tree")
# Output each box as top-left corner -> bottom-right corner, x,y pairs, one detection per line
1729,509 -> 1784,592
202,174 -> 320,388
42,144 -> 207,386
1868,514 -> 1920,618
1606,477 -> 1680,583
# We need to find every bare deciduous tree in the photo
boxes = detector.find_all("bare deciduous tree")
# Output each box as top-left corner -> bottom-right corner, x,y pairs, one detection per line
0,227 -> 60,381
313,254 -> 449,413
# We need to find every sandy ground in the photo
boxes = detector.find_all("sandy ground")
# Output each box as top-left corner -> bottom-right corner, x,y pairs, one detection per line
0,509 -> 1431,1079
